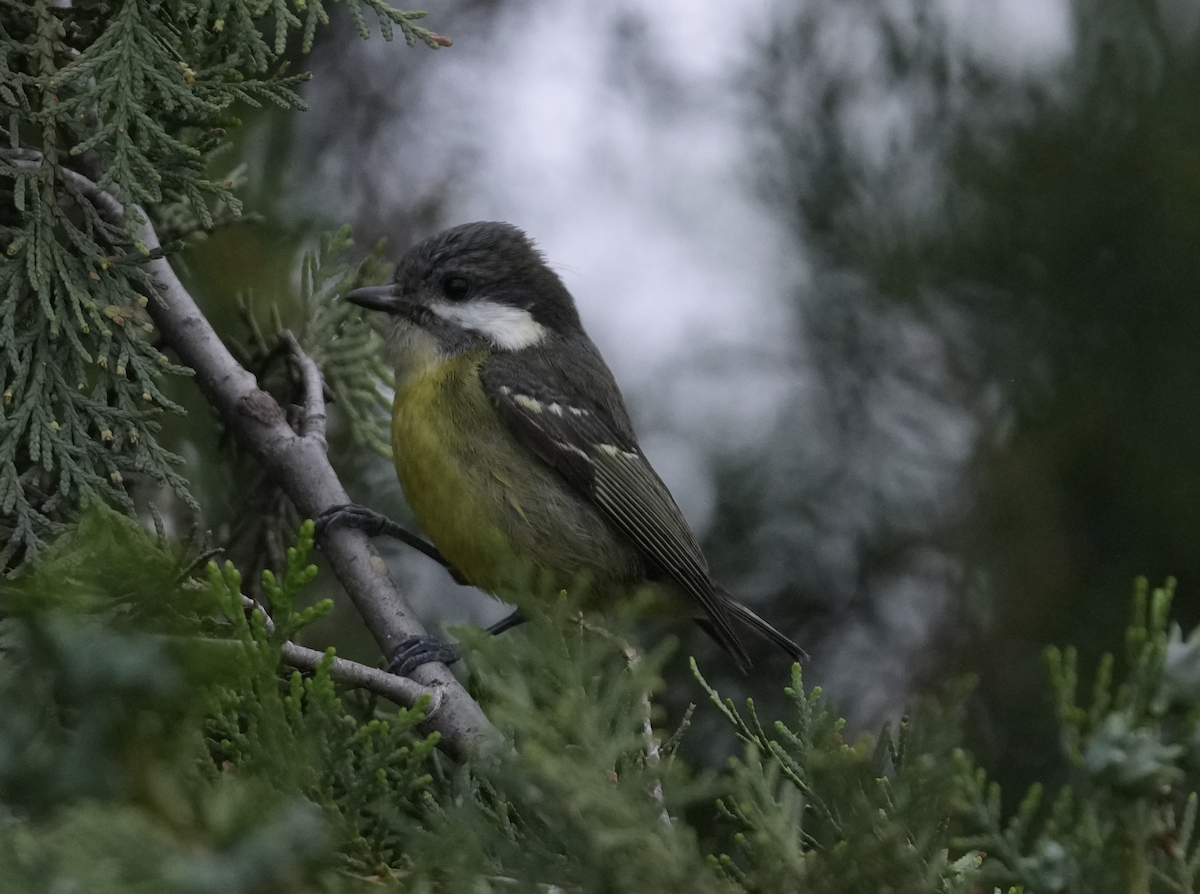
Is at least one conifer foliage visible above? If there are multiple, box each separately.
[2,513,1199,892]
[3,3,1200,892]
[0,0,439,568]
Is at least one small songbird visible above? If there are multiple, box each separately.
[342,221,804,673]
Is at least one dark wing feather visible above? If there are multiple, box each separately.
[480,344,751,670]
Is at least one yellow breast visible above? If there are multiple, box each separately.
[388,344,647,607]
[391,350,519,592]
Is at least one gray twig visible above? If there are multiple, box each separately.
[280,330,328,445]
[242,594,433,709]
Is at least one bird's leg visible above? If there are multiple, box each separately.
[485,608,526,636]
[313,503,470,584]
[387,609,527,678]
[316,507,531,678]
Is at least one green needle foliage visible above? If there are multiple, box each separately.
[3,511,1200,892]
[696,662,986,893]
[696,580,1200,894]
[0,510,443,891]
[0,0,437,569]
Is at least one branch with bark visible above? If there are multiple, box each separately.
[14,151,499,759]
[136,216,497,759]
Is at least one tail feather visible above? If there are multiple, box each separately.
[724,598,809,663]
[696,619,753,674]
[696,590,808,671]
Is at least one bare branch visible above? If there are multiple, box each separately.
[243,594,434,709]
[52,171,499,759]
[288,643,435,708]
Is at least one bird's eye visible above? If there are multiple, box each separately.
[441,275,470,301]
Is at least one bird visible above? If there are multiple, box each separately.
[334,220,805,675]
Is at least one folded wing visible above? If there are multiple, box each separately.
[480,344,751,671]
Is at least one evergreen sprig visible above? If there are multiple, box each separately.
[694,581,1200,893]
[695,660,985,894]
[4,510,1200,891]
[202,519,442,873]
[0,0,437,570]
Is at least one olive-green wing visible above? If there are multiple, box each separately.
[480,346,750,671]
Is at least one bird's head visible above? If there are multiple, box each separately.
[346,221,583,356]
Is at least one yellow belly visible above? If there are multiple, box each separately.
[392,353,511,591]
[390,349,644,602]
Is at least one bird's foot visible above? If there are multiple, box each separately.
[386,611,526,678]
[388,635,462,677]
[314,502,413,542]
[313,503,468,583]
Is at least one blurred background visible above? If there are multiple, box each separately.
[174,0,1200,797]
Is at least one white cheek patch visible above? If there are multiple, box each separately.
[429,300,548,351]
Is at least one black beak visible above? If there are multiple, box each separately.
[345,285,403,313]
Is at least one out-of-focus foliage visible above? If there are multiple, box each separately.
[0,509,442,891]
[713,0,1200,781]
[4,512,1200,892]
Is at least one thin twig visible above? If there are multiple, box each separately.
[623,643,671,827]
[280,329,328,445]
[242,594,434,709]
[581,615,671,826]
